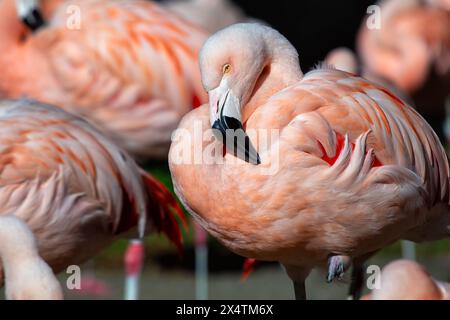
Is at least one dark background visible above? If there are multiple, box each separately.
[233,0,376,70]
[157,0,377,70]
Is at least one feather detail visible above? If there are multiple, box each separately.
[140,171,187,255]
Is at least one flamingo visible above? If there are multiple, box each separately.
[163,0,265,34]
[0,215,63,300]
[169,23,450,300]
[163,0,249,34]
[362,260,450,300]
[324,48,360,75]
[0,99,185,293]
[0,0,208,160]
[426,0,450,10]
[357,0,450,141]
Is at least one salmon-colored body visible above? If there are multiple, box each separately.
[0,99,184,286]
[169,24,450,291]
[171,69,450,269]
[0,0,208,159]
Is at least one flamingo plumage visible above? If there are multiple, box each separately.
[0,0,208,159]
[362,260,450,300]
[325,47,415,107]
[357,0,450,140]
[358,0,449,93]
[164,0,249,34]
[0,99,185,289]
[169,23,450,299]
[0,215,63,300]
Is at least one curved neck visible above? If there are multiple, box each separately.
[0,0,27,51]
[243,30,303,123]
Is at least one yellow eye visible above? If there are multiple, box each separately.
[222,63,231,74]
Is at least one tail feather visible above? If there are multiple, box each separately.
[141,171,187,254]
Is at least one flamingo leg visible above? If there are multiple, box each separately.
[194,223,209,300]
[293,281,307,300]
[401,240,416,261]
[348,264,365,300]
[347,252,377,300]
[284,265,310,300]
[124,239,145,300]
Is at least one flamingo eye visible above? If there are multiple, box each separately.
[222,63,232,74]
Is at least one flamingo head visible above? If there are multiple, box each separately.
[199,23,302,165]
[199,24,279,165]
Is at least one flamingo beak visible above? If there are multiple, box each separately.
[16,0,45,31]
[209,81,261,165]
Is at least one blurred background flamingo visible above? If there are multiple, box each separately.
[0,215,63,300]
[0,0,208,160]
[0,99,185,299]
[362,260,450,300]
[163,0,249,33]
[357,0,450,142]
[0,0,210,299]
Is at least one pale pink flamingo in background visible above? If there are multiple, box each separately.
[0,0,208,160]
[357,0,450,141]
[0,215,63,300]
[74,274,112,298]
[164,0,250,34]
[4,0,207,299]
[169,23,450,299]
[324,47,359,74]
[163,0,266,34]
[426,0,450,11]
[0,99,185,297]
[362,260,450,300]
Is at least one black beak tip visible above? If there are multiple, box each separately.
[212,118,261,166]
[22,8,45,31]
[256,154,261,165]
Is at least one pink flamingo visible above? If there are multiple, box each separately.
[0,99,185,293]
[358,0,449,94]
[0,215,63,300]
[164,0,249,34]
[325,48,359,74]
[362,260,450,300]
[357,0,450,139]
[0,0,208,160]
[169,23,450,299]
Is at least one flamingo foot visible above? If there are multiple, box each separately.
[327,255,351,283]
[293,281,307,300]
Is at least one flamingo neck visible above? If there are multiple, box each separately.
[242,30,303,123]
